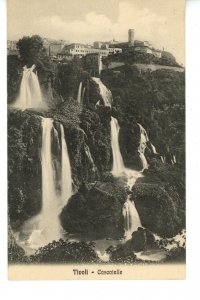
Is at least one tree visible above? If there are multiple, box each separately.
[16,35,47,66]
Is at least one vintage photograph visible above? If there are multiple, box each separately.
[7,0,185,279]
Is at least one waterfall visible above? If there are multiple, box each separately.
[19,118,73,250]
[98,55,103,74]
[110,118,142,240]
[60,124,73,207]
[111,117,125,175]
[173,155,176,164]
[28,118,61,247]
[137,123,149,170]
[160,156,166,163]
[92,77,112,107]
[84,144,97,172]
[13,65,44,110]
[150,143,158,154]
[123,195,142,240]
[92,78,142,241]
[77,82,82,104]
[82,87,85,103]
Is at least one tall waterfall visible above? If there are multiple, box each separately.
[13,65,44,110]
[111,117,125,175]
[20,118,73,250]
[28,118,61,247]
[60,124,73,207]
[123,195,142,240]
[77,82,82,104]
[137,123,149,170]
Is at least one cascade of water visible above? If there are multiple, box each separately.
[77,82,82,104]
[98,55,103,74]
[110,118,142,239]
[160,155,166,163]
[150,143,158,154]
[13,65,44,110]
[111,117,125,175]
[18,118,73,251]
[123,195,142,240]
[84,144,96,172]
[28,118,61,247]
[82,87,85,103]
[92,78,142,241]
[92,77,112,107]
[173,155,176,164]
[60,124,73,207]
[137,123,149,170]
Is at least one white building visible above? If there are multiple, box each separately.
[58,43,122,59]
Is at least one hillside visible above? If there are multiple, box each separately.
[7,46,185,264]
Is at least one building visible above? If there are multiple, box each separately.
[109,29,162,58]
[49,43,65,56]
[93,42,122,55]
[57,43,120,59]
[42,38,70,56]
[128,29,135,46]
[133,40,162,58]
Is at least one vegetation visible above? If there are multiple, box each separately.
[101,66,185,167]
[16,35,47,67]
[60,178,126,239]
[103,51,181,67]
[30,239,99,264]
[133,162,185,237]
[7,35,185,263]
[8,110,42,229]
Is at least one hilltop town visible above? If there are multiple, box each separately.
[8,28,180,68]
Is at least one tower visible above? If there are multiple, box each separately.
[128,29,135,46]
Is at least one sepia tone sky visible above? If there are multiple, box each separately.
[8,0,185,64]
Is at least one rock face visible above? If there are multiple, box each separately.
[8,109,42,229]
[60,178,127,239]
[107,227,157,263]
[8,221,25,263]
[132,163,185,238]
[130,227,156,252]
[80,106,112,175]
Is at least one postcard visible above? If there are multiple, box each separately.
[7,0,185,280]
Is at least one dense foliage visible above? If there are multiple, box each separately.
[30,239,99,264]
[102,51,180,68]
[101,66,185,166]
[17,35,47,66]
[8,110,42,229]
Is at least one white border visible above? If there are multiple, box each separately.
[1,0,200,298]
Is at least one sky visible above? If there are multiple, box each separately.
[8,0,185,64]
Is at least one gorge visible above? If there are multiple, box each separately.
[8,48,185,264]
